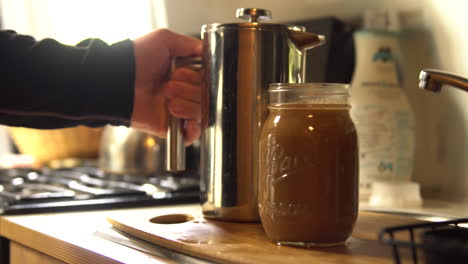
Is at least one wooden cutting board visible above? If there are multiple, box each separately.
[107,208,423,264]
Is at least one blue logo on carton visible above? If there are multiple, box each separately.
[373,47,393,62]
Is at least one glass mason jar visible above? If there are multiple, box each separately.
[258,83,359,247]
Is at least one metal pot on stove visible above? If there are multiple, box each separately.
[98,126,200,176]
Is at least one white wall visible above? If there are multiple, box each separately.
[161,0,420,35]
[161,0,468,202]
[1,0,154,44]
[413,0,468,201]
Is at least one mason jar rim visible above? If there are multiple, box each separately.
[269,83,350,95]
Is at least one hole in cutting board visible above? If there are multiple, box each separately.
[150,214,195,224]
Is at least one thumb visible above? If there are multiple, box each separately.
[166,30,202,57]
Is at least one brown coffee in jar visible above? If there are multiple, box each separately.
[258,84,358,247]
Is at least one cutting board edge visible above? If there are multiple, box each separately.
[106,217,239,264]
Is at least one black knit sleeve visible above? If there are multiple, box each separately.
[0,30,135,129]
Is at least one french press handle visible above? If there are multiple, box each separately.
[166,56,202,172]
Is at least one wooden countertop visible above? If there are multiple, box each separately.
[0,204,200,264]
[1,200,466,264]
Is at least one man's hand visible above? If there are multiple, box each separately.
[130,29,202,145]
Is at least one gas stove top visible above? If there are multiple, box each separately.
[0,166,200,214]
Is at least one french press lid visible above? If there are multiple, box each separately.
[202,8,325,50]
[202,8,303,31]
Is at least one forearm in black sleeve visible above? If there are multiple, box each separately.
[0,30,135,129]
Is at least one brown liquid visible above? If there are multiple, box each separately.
[258,105,358,245]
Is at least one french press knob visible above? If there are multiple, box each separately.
[236,8,272,22]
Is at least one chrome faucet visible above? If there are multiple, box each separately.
[419,69,468,93]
